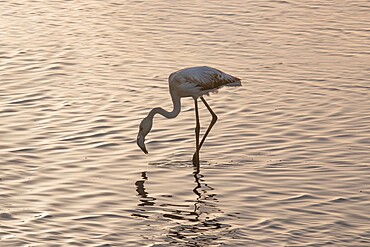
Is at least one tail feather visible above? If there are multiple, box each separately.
[225,79,242,87]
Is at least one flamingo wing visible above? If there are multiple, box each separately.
[174,66,241,90]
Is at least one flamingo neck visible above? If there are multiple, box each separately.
[148,93,181,119]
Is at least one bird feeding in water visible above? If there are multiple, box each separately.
[137,66,242,166]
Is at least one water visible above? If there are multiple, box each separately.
[1,0,369,246]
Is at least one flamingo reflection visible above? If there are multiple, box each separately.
[133,166,229,245]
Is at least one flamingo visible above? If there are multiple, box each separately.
[137,66,242,166]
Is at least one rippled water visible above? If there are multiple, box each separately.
[1,0,370,246]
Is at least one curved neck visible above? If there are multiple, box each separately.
[148,93,181,119]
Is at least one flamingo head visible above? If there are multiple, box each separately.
[137,117,152,154]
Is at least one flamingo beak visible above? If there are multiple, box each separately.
[137,134,148,154]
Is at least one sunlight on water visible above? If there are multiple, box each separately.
[1,0,369,246]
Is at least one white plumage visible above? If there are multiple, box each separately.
[137,66,242,166]
[169,66,241,98]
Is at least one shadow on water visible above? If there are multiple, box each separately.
[133,163,231,246]
[135,172,156,208]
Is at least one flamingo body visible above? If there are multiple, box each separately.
[137,66,241,165]
[169,66,241,98]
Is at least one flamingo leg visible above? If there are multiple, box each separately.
[192,98,200,166]
[198,96,218,150]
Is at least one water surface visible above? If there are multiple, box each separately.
[1,0,370,246]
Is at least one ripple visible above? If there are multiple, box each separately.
[0,213,15,220]
[1,0,370,246]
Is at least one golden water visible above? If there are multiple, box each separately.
[1,1,369,246]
